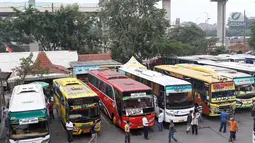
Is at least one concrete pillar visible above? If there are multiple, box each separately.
[216,0,227,46]
[162,0,171,26]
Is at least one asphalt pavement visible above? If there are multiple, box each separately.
[0,108,253,143]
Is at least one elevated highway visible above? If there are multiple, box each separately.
[0,2,100,16]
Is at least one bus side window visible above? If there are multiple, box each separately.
[158,86,164,109]
[105,84,114,100]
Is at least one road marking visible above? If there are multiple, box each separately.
[101,114,110,125]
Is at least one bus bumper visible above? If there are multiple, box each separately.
[9,135,50,143]
[236,98,253,108]
[73,119,101,135]
[164,107,194,123]
[209,102,236,116]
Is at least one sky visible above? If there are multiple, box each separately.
[2,0,255,24]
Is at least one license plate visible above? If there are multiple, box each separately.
[179,120,185,122]
[137,126,143,128]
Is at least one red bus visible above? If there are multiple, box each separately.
[88,69,155,129]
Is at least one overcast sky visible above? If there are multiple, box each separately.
[2,0,255,24]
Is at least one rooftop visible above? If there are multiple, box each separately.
[89,69,151,92]
[78,53,112,61]
[9,84,46,112]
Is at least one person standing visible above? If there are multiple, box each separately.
[48,100,54,119]
[169,120,178,143]
[219,109,229,133]
[186,110,193,133]
[89,121,98,143]
[191,111,200,135]
[124,120,131,143]
[158,110,164,131]
[66,120,74,143]
[142,115,149,140]
[228,118,239,142]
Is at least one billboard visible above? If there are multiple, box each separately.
[228,12,245,27]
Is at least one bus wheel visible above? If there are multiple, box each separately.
[112,115,116,125]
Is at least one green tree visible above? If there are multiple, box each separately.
[249,22,255,51]
[12,53,49,84]
[168,24,209,55]
[11,4,102,53]
[100,0,169,62]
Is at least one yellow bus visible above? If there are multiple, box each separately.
[154,65,236,116]
[53,78,101,135]
[176,63,255,109]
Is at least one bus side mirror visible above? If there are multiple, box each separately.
[6,133,9,138]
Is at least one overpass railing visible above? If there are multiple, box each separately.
[0,2,99,8]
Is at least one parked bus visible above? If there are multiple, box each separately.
[53,78,100,135]
[154,65,236,116]
[119,67,194,123]
[198,60,255,77]
[8,84,50,143]
[176,64,255,108]
[88,69,155,129]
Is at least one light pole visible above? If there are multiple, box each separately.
[196,17,200,24]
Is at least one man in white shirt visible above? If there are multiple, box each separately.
[142,116,149,140]
[66,120,74,143]
[158,110,164,131]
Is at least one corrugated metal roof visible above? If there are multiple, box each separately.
[70,60,122,67]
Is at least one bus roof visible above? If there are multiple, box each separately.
[89,69,151,92]
[155,65,233,83]
[9,84,46,112]
[177,64,252,79]
[119,67,191,86]
[198,60,255,73]
[53,78,97,99]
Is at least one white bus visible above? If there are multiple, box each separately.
[198,60,255,77]
[8,84,50,143]
[119,67,194,123]
[177,63,255,109]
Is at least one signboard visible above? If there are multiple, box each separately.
[19,118,38,125]
[211,82,235,92]
[73,66,99,75]
[228,12,245,27]
[130,92,147,98]
[126,108,143,116]
[234,77,255,85]
[166,85,192,94]
[170,72,184,79]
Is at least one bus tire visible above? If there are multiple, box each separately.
[112,114,116,125]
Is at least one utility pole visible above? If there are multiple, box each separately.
[244,10,246,46]
[0,69,3,108]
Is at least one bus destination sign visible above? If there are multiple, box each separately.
[166,85,192,94]
[211,82,235,92]
[131,92,147,98]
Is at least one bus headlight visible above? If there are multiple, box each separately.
[73,126,80,131]
[165,111,174,116]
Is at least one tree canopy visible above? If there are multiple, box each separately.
[1,4,102,53]
[99,0,169,62]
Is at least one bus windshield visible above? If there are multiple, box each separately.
[166,92,194,109]
[237,84,255,95]
[10,121,48,140]
[68,97,100,122]
[122,91,154,116]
